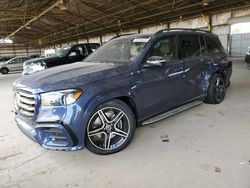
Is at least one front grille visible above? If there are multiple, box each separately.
[15,89,36,118]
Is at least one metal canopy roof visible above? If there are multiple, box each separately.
[0,0,249,48]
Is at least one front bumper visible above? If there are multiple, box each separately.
[13,86,93,151]
[15,114,83,151]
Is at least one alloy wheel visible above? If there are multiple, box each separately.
[87,107,130,151]
[213,77,225,102]
[1,68,8,74]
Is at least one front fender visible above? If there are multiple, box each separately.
[63,85,137,149]
[83,87,134,119]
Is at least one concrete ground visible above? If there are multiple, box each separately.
[0,59,250,188]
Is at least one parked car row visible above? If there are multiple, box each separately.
[13,29,232,155]
[0,56,32,74]
[0,43,100,75]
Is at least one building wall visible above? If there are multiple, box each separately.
[0,45,42,57]
[231,33,250,56]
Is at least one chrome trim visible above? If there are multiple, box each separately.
[17,102,35,111]
[18,90,35,98]
[19,97,35,105]
[14,89,36,118]
[142,100,203,125]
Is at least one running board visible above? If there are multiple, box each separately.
[142,100,203,125]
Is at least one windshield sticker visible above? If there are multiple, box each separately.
[133,38,151,43]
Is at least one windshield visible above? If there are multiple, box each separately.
[55,45,72,57]
[85,36,151,63]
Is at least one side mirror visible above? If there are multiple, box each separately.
[69,52,77,57]
[143,56,166,68]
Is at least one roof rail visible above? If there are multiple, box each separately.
[155,28,211,35]
[109,33,138,41]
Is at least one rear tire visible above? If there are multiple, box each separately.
[0,68,9,74]
[86,100,136,155]
[204,73,226,104]
[226,80,231,88]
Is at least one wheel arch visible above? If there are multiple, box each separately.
[0,67,9,72]
[83,90,139,124]
[116,96,138,120]
[90,95,138,120]
[213,68,227,83]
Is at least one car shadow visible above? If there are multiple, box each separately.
[6,71,22,75]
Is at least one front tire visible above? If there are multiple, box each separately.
[86,100,136,155]
[0,68,9,74]
[204,73,226,104]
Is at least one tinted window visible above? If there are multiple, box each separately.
[89,45,98,53]
[200,35,208,55]
[10,58,20,64]
[178,34,200,59]
[204,36,220,54]
[21,57,28,62]
[75,46,87,56]
[149,36,177,63]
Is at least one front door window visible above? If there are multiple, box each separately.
[148,36,177,63]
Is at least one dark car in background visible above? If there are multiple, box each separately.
[22,43,100,75]
[0,56,13,63]
[0,56,32,74]
[13,29,232,155]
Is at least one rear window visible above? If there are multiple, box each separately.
[178,34,201,59]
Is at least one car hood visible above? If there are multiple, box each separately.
[14,61,131,93]
[0,61,7,65]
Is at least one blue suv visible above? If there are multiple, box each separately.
[13,29,232,155]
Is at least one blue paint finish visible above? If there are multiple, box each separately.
[13,31,232,151]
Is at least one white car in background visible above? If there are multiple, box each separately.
[0,56,31,74]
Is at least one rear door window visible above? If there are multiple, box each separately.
[21,57,28,63]
[199,35,208,55]
[10,58,20,64]
[178,34,201,59]
[204,36,221,55]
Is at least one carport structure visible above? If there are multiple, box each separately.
[1,0,250,49]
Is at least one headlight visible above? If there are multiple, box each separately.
[41,89,82,106]
[24,61,46,74]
